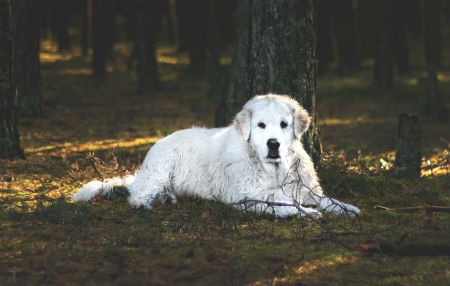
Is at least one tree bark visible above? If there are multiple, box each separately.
[81,0,93,57]
[424,0,442,72]
[51,0,70,51]
[419,0,448,122]
[0,0,23,159]
[315,0,333,74]
[374,0,393,91]
[392,0,411,76]
[136,0,160,92]
[219,0,321,165]
[187,0,208,75]
[331,0,359,74]
[394,114,421,178]
[12,0,42,117]
[91,0,114,77]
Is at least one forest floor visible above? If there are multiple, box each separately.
[1,41,450,285]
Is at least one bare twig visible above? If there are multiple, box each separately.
[373,205,450,213]
[87,152,105,181]
[234,199,353,249]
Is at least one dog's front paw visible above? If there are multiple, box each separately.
[327,203,360,216]
[343,203,360,215]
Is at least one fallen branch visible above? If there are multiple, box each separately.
[235,199,354,249]
[360,241,450,256]
[373,205,450,213]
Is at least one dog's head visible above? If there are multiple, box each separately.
[234,94,311,164]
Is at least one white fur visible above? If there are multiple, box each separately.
[73,94,360,217]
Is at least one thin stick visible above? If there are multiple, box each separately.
[235,199,353,249]
[373,205,450,213]
[87,152,104,181]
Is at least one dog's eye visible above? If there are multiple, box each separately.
[258,122,266,129]
[280,121,288,129]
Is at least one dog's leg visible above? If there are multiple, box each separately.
[127,159,176,209]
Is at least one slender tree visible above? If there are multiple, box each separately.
[51,0,70,51]
[136,0,160,92]
[419,0,448,122]
[12,0,41,117]
[331,0,360,74]
[91,0,114,77]
[392,0,411,75]
[374,0,393,91]
[315,0,333,74]
[218,0,321,164]
[0,0,23,159]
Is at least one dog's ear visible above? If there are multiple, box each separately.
[233,108,252,140]
[291,103,311,139]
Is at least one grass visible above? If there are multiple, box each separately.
[0,41,449,285]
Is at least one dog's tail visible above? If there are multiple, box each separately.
[73,175,135,201]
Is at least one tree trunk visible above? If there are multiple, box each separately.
[92,0,114,77]
[0,0,24,159]
[392,0,411,75]
[176,0,189,52]
[12,0,41,117]
[394,114,421,178]
[374,0,393,91]
[136,0,160,92]
[331,0,359,74]
[424,0,442,71]
[418,74,449,122]
[315,0,333,74]
[219,0,321,165]
[187,0,208,75]
[51,0,71,51]
[355,0,376,60]
[420,0,448,122]
[81,0,93,57]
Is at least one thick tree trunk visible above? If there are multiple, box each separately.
[219,0,321,165]
[394,114,421,178]
[0,0,23,159]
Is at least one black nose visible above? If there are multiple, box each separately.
[267,138,280,151]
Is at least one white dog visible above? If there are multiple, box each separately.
[74,94,360,217]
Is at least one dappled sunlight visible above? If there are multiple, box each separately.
[25,136,161,155]
[319,116,395,126]
[40,41,77,63]
[251,254,358,285]
[288,254,357,282]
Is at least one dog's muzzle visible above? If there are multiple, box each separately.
[266,138,280,159]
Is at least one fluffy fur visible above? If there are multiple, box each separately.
[74,94,360,217]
